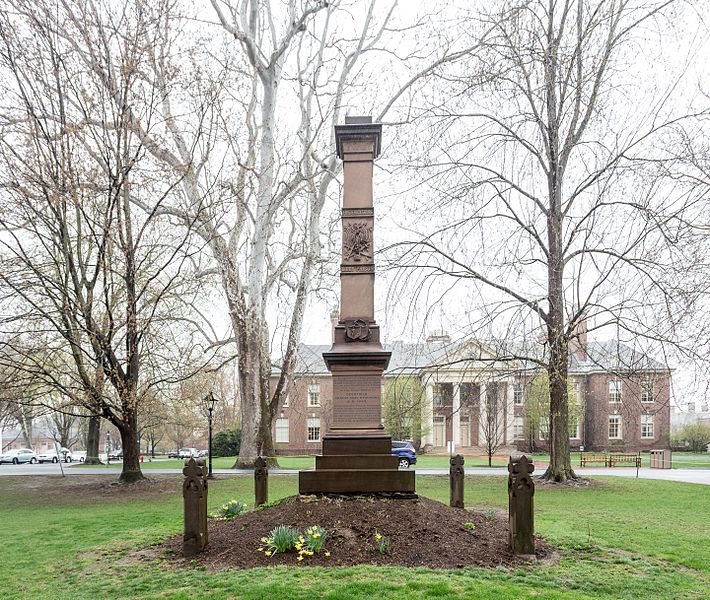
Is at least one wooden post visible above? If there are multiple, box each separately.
[449,454,464,508]
[254,456,268,507]
[508,454,535,556]
[183,458,208,556]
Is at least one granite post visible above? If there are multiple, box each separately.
[183,458,208,556]
[508,455,535,556]
[449,454,465,508]
[298,116,415,495]
[254,456,268,506]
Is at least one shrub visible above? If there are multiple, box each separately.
[212,429,241,457]
[210,500,246,520]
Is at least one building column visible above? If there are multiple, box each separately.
[478,381,487,448]
[452,383,461,447]
[422,378,435,447]
[505,379,515,445]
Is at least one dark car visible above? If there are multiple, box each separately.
[391,441,417,469]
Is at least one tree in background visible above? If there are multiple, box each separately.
[383,376,428,448]
[524,373,580,454]
[388,0,708,481]
[672,423,710,453]
[212,429,242,458]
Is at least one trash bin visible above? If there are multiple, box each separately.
[650,449,671,469]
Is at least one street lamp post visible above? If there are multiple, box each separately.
[205,392,218,479]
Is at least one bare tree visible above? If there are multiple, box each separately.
[387,0,708,481]
[0,0,213,482]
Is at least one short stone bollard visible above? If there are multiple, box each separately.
[508,454,535,556]
[183,457,208,556]
[449,454,465,508]
[254,456,268,507]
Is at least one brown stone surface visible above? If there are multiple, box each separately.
[164,495,553,569]
[316,454,399,470]
[321,435,391,455]
[182,458,208,556]
[450,454,465,508]
[299,469,415,494]
[508,455,535,556]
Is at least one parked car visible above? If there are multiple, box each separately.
[108,449,123,461]
[198,450,209,458]
[37,448,73,463]
[0,448,39,464]
[167,449,179,458]
[178,448,199,459]
[391,441,417,469]
[72,451,87,463]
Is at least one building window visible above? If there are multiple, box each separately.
[513,383,524,406]
[460,383,478,407]
[282,395,289,408]
[539,420,549,440]
[275,418,289,443]
[641,380,653,403]
[569,413,581,439]
[307,417,320,442]
[641,414,654,439]
[307,383,321,407]
[574,381,581,402]
[513,416,524,440]
[608,380,622,403]
[433,383,453,407]
[608,415,622,439]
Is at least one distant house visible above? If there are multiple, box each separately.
[270,329,671,455]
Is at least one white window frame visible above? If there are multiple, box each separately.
[569,413,581,439]
[513,416,524,440]
[513,383,524,406]
[307,417,321,442]
[641,379,653,403]
[608,380,622,404]
[539,421,549,440]
[641,414,654,439]
[307,383,321,407]
[275,418,289,443]
[282,395,289,408]
[608,415,622,439]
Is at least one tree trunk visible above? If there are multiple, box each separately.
[84,414,103,465]
[234,317,262,468]
[118,407,144,483]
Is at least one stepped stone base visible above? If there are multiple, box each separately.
[299,434,416,495]
[299,468,416,494]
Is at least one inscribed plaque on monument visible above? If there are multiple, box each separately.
[332,375,382,427]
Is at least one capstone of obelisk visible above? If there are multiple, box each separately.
[298,116,415,495]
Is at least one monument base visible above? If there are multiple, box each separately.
[298,434,416,495]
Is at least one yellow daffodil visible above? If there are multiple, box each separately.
[375,533,382,540]
[313,533,320,538]
[258,548,264,552]
[265,551,272,557]
[307,529,313,535]
[297,555,304,561]
[261,537,268,543]
[295,544,302,550]
[325,552,331,557]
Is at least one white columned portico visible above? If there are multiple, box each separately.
[452,383,461,447]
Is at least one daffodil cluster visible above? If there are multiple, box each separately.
[209,499,246,521]
[258,525,330,561]
[374,531,391,554]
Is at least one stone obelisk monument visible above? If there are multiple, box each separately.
[299,116,416,495]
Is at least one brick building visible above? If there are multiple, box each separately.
[270,333,671,455]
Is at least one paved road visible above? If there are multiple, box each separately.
[1,462,709,485]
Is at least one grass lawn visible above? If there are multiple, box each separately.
[1,474,708,599]
[79,451,710,471]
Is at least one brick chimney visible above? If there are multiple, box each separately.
[570,315,588,360]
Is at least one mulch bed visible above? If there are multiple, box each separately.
[163,495,552,570]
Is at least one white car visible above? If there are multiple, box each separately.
[0,448,39,464]
[178,447,199,459]
[37,448,73,463]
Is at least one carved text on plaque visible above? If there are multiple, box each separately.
[343,221,373,262]
[333,375,382,425]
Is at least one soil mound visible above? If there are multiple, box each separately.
[164,495,551,570]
